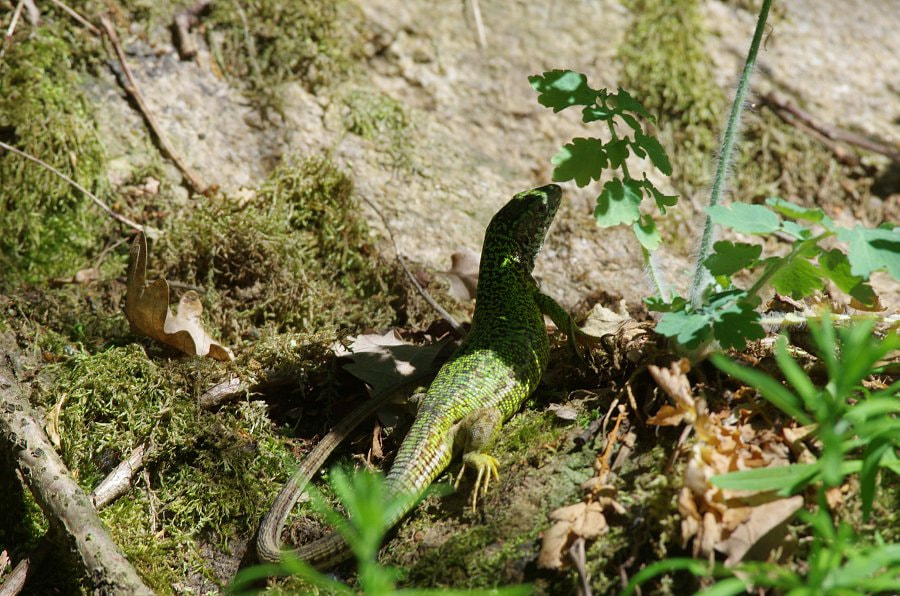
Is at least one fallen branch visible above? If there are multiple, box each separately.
[1,444,147,596]
[761,91,900,163]
[172,0,211,60]
[0,140,152,237]
[0,354,152,595]
[100,15,209,195]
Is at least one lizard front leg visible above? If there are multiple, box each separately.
[533,291,590,358]
[451,407,504,511]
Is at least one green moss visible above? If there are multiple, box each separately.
[339,88,413,168]
[156,155,400,340]
[207,0,363,106]
[619,0,726,193]
[31,344,319,591]
[0,28,109,286]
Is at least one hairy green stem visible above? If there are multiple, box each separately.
[642,246,668,301]
[688,0,772,307]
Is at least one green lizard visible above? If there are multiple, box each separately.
[256,183,581,567]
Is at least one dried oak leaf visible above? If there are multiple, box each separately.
[580,299,631,339]
[125,233,233,361]
[440,248,480,301]
[538,501,609,569]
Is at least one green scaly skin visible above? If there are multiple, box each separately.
[257,184,575,567]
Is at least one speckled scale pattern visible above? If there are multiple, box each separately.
[270,184,564,567]
[383,184,561,520]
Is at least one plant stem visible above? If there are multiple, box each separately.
[643,246,668,301]
[688,0,772,308]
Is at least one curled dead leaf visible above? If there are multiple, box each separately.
[538,501,608,569]
[440,248,480,301]
[580,299,631,339]
[125,233,233,361]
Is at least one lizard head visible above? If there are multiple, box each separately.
[483,184,562,272]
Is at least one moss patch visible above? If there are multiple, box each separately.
[156,155,401,341]
[619,0,726,194]
[207,0,363,108]
[0,27,109,287]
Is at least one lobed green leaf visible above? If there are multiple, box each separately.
[707,203,781,234]
[594,178,643,227]
[550,137,608,187]
[837,224,900,280]
[704,241,762,276]
[529,70,598,112]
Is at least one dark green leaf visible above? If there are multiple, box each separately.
[711,301,765,349]
[644,179,678,214]
[770,257,823,299]
[860,438,891,521]
[550,138,608,187]
[594,178,642,227]
[707,203,781,234]
[704,241,762,276]
[837,224,900,279]
[620,112,642,132]
[581,105,614,122]
[606,138,630,169]
[645,295,687,312]
[773,336,818,411]
[633,130,672,175]
[529,70,598,112]
[612,87,655,123]
[710,354,813,425]
[655,311,712,348]
[818,249,877,306]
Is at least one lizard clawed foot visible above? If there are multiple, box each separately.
[454,452,500,512]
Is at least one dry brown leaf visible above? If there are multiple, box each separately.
[45,392,68,451]
[547,403,579,421]
[580,300,631,338]
[339,330,451,395]
[538,501,608,569]
[440,248,480,301]
[717,495,803,566]
[125,233,233,361]
[645,404,685,426]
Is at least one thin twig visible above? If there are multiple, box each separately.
[469,0,487,49]
[0,0,25,62]
[0,140,150,235]
[568,537,592,596]
[172,0,211,60]
[761,91,900,163]
[361,195,464,335]
[99,16,209,195]
[49,0,100,36]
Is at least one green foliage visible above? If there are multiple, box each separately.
[710,318,900,515]
[629,318,899,595]
[529,71,676,253]
[650,197,897,349]
[0,27,109,286]
[207,0,362,106]
[618,0,726,192]
[229,468,530,595]
[157,155,400,340]
[625,508,900,595]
